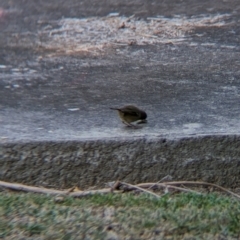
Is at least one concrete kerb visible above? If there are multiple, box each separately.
[1,134,240,189]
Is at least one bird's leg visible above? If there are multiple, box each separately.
[137,119,148,124]
[122,121,131,127]
[122,121,138,128]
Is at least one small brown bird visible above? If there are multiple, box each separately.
[110,105,147,128]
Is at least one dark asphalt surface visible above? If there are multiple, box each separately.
[0,1,239,142]
[0,0,240,189]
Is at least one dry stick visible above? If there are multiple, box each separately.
[66,187,76,194]
[120,181,160,198]
[148,175,173,190]
[0,180,117,197]
[0,180,64,195]
[139,33,159,39]
[62,182,237,199]
[157,178,201,195]
[137,183,201,195]
[146,176,198,195]
[0,181,201,197]
[70,188,117,198]
[1,180,239,199]
[139,181,240,200]
[110,180,120,192]
[111,42,129,46]
[166,181,240,199]
[164,185,201,195]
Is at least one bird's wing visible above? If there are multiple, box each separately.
[119,106,140,116]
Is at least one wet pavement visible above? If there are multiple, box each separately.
[0,0,240,188]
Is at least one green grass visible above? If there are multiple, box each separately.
[0,192,240,239]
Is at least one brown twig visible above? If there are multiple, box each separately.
[70,188,115,198]
[147,175,173,190]
[110,180,120,192]
[0,180,239,200]
[120,181,160,198]
[163,181,240,199]
[139,33,159,39]
[0,180,64,195]
[138,181,240,200]
[66,186,76,194]
[137,183,201,195]
[0,180,118,197]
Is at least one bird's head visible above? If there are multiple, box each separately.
[140,111,147,120]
